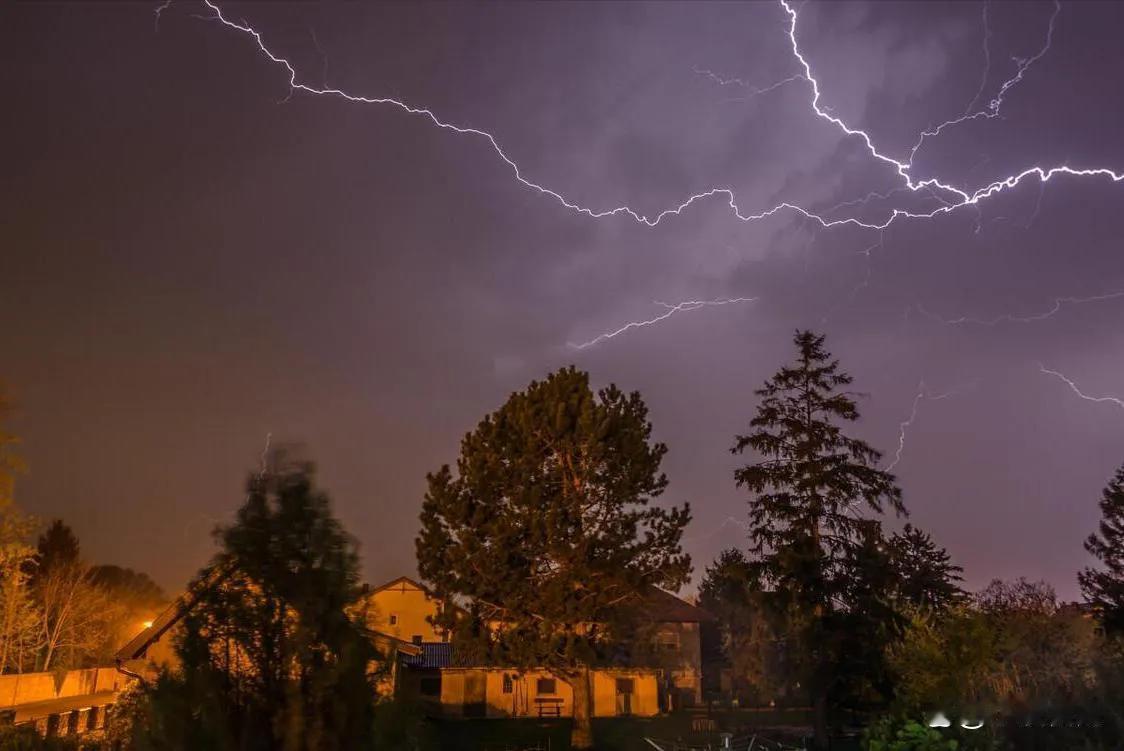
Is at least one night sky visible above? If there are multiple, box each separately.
[4,1,1123,599]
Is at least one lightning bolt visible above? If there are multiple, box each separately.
[568,297,757,350]
[1039,364,1124,411]
[185,0,1122,235]
[693,66,806,100]
[886,381,971,471]
[906,1,1061,165]
[917,290,1124,327]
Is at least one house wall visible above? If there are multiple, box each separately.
[0,669,126,708]
[654,622,703,705]
[367,580,445,643]
[432,668,658,719]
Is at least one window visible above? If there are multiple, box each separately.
[419,676,441,697]
[502,674,513,694]
[615,678,634,695]
[411,635,423,644]
[388,614,398,626]
[535,678,556,695]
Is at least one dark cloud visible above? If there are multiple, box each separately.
[2,1,1123,598]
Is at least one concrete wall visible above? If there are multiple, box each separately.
[0,668,126,708]
[433,668,659,719]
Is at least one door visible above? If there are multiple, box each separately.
[464,672,487,718]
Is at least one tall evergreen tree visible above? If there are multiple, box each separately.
[417,367,690,749]
[33,519,80,580]
[889,523,964,611]
[134,454,378,751]
[733,330,904,748]
[1079,462,1124,637]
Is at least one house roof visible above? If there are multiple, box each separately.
[369,575,430,595]
[116,565,423,663]
[115,563,232,662]
[640,586,715,623]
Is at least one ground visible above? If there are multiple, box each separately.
[426,709,825,750]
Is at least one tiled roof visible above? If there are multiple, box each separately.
[402,642,454,669]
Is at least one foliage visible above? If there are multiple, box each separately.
[888,525,964,611]
[698,548,791,704]
[130,455,379,751]
[1079,462,1124,637]
[731,330,905,746]
[34,560,117,671]
[33,520,80,583]
[416,366,690,748]
[863,717,961,751]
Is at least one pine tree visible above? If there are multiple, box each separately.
[889,523,964,611]
[733,330,904,748]
[417,367,690,749]
[1079,463,1124,637]
[135,454,379,751]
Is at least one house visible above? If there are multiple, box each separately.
[114,569,423,698]
[364,575,713,715]
[363,575,452,644]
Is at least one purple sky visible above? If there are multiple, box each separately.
[3,1,1123,599]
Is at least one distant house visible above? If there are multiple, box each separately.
[363,575,714,717]
[114,568,422,698]
[114,570,713,719]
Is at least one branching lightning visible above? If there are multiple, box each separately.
[917,290,1124,327]
[1039,364,1124,411]
[886,381,971,471]
[568,297,757,350]
[906,1,1061,165]
[187,0,1122,236]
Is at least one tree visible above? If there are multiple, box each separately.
[888,524,964,611]
[732,330,905,748]
[416,367,690,749]
[33,520,80,580]
[133,454,379,751]
[34,559,115,670]
[698,549,790,704]
[0,388,37,675]
[1079,462,1124,637]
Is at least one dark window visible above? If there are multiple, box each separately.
[411,635,423,644]
[502,674,513,694]
[536,678,556,695]
[419,676,441,697]
[616,678,634,695]
[389,614,398,626]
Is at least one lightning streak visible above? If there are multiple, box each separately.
[1039,364,1124,411]
[907,1,1061,164]
[194,0,1122,234]
[568,297,756,350]
[918,290,1124,327]
[886,381,970,471]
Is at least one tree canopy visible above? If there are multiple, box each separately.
[416,366,690,748]
[1080,462,1124,637]
[132,455,379,751]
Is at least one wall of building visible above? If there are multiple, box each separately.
[432,668,658,719]
[367,580,445,643]
[654,622,703,705]
[0,668,126,708]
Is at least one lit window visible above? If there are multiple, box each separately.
[502,674,513,694]
[536,678,556,695]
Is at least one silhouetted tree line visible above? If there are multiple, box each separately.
[3,332,1124,750]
